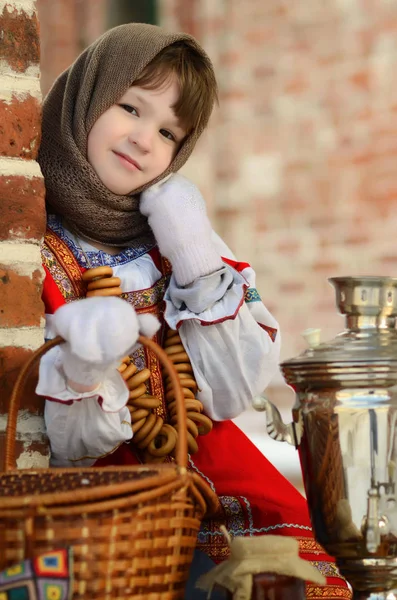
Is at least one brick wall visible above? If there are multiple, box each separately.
[37,0,107,95]
[0,0,47,467]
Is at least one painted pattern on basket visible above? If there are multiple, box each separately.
[0,549,72,600]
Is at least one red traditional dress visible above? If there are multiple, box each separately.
[38,216,351,599]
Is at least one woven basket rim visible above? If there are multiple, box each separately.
[0,476,200,518]
[0,464,183,510]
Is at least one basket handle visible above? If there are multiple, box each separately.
[4,335,188,472]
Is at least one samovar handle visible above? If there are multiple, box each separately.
[253,327,321,448]
[252,395,303,448]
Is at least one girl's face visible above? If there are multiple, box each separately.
[87,77,186,195]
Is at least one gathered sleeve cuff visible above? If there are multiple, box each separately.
[36,345,129,412]
[164,264,248,329]
[37,346,132,467]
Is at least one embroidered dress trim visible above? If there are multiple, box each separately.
[121,276,169,310]
[47,214,155,267]
[43,227,169,313]
[306,585,351,598]
[42,230,85,300]
[310,562,343,579]
[244,287,261,303]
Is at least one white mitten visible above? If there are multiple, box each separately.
[140,173,223,286]
[53,297,160,387]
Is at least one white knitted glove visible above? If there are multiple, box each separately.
[140,173,223,286]
[53,297,160,387]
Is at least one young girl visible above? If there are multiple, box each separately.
[36,23,350,599]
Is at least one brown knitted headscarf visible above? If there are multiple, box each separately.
[38,23,216,247]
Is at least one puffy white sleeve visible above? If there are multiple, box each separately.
[164,232,280,421]
[36,344,132,467]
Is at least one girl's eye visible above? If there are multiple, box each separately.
[119,104,138,116]
[160,129,176,142]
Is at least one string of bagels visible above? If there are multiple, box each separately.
[82,265,213,462]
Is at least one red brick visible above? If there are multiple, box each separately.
[284,77,309,95]
[0,176,45,241]
[0,265,44,328]
[349,71,371,91]
[0,346,43,415]
[345,234,370,246]
[219,51,241,67]
[276,240,301,255]
[379,254,397,266]
[279,282,306,294]
[313,261,340,273]
[0,96,41,159]
[0,6,39,72]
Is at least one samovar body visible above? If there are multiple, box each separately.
[256,277,397,598]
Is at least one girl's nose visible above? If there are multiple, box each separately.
[128,125,153,153]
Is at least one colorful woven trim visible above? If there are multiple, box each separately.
[0,549,73,600]
[244,287,261,303]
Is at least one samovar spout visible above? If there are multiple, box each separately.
[252,395,302,447]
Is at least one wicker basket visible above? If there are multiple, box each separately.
[0,335,218,599]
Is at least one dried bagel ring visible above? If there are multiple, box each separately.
[170,409,200,435]
[167,351,190,363]
[131,417,146,434]
[82,266,113,281]
[167,377,197,393]
[170,363,193,374]
[127,368,151,388]
[136,415,164,450]
[168,398,204,417]
[147,423,177,457]
[86,287,123,297]
[132,412,157,444]
[164,334,182,348]
[186,418,199,438]
[128,382,148,399]
[164,344,185,356]
[129,408,150,422]
[165,386,196,402]
[162,363,193,376]
[165,376,197,391]
[163,371,192,387]
[171,415,199,438]
[130,395,160,409]
[122,363,138,381]
[186,411,213,436]
[87,276,122,290]
[165,328,179,337]
[186,431,199,454]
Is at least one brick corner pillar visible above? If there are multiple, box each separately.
[0,0,48,468]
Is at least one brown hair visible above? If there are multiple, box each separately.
[134,40,218,135]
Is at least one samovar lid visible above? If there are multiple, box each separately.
[281,277,397,387]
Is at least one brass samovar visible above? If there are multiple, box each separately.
[255,277,397,599]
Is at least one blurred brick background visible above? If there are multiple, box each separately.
[5,0,395,480]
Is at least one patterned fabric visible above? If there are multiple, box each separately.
[244,288,261,303]
[0,550,72,600]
